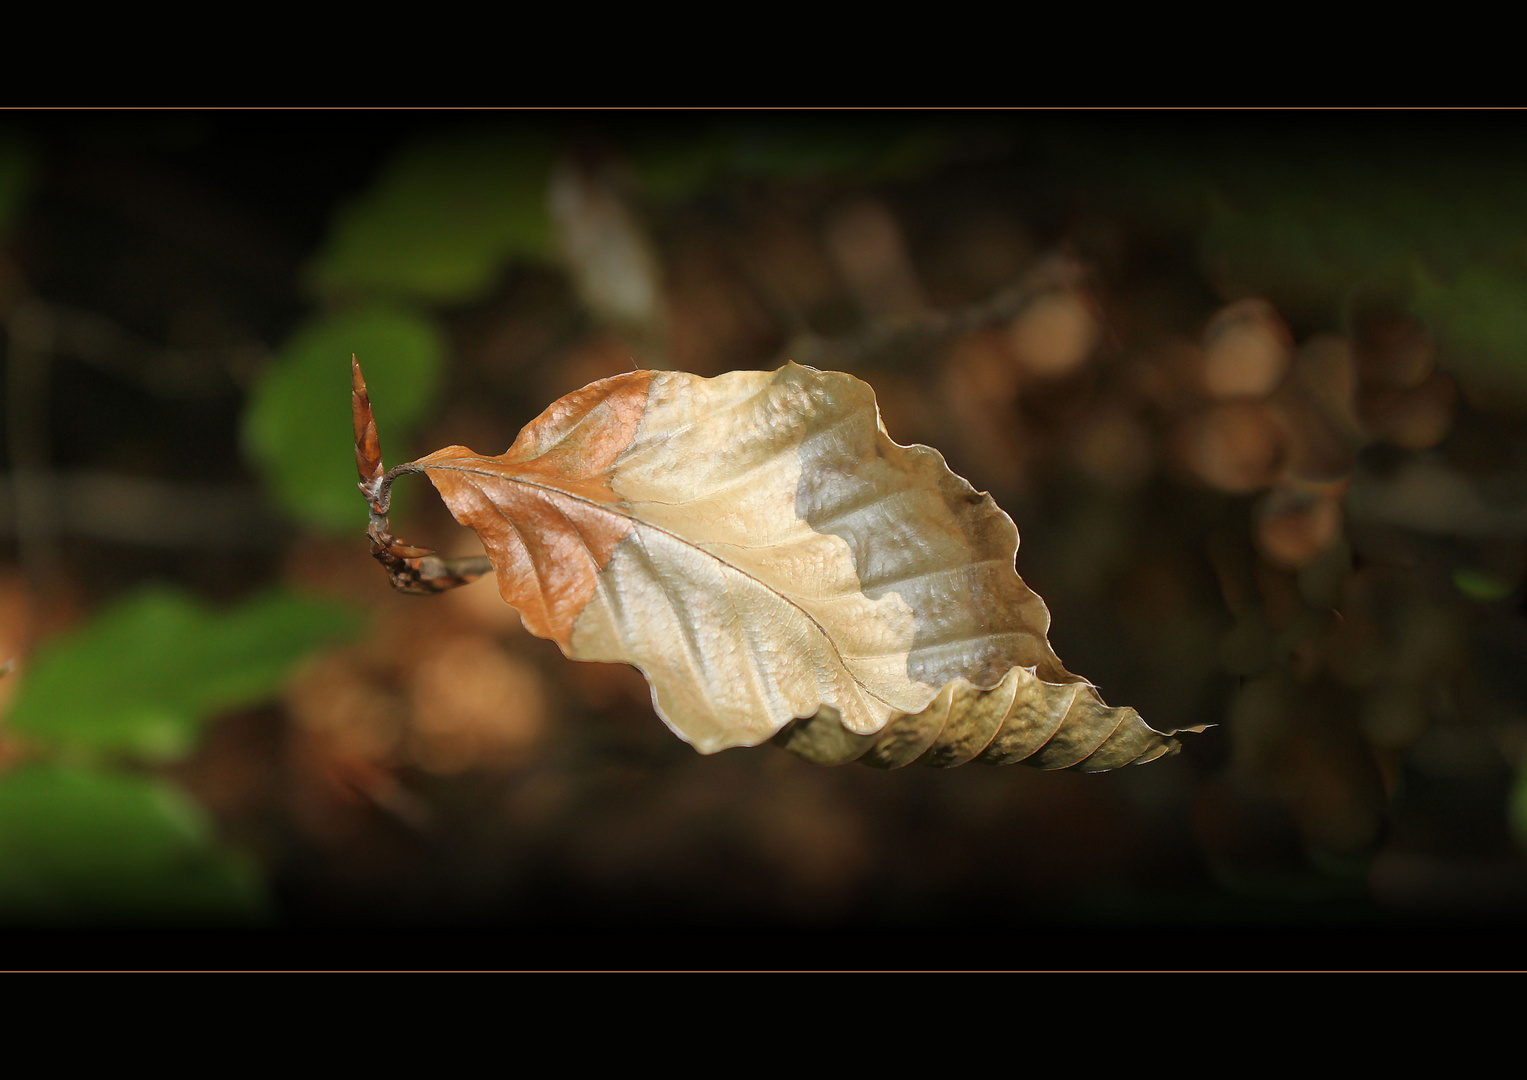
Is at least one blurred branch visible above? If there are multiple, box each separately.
[0,266,275,565]
[44,299,253,397]
[779,254,1085,371]
[1348,455,1527,537]
[0,471,288,549]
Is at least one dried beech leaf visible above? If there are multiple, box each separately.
[366,362,1197,769]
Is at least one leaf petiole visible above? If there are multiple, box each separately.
[351,355,491,595]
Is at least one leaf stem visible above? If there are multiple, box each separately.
[351,355,492,595]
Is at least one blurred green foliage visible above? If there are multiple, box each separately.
[1452,566,1516,604]
[0,587,357,924]
[1512,767,1527,852]
[0,764,264,924]
[1410,263,1527,402]
[5,586,360,761]
[243,304,445,532]
[304,124,950,303]
[307,131,559,304]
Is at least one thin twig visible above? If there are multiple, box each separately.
[352,356,493,595]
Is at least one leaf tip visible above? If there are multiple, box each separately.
[350,354,370,430]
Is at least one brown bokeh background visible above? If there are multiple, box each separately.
[2,113,1525,962]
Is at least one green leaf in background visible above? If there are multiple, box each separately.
[3,586,360,761]
[1513,762,1527,854]
[0,764,264,924]
[0,129,34,234]
[1199,192,1418,314]
[307,130,558,303]
[243,303,444,531]
[625,133,730,202]
[1410,263,1527,405]
[1452,565,1516,604]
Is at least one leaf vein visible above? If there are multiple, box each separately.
[434,465,905,715]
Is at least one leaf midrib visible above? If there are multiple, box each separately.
[426,461,909,716]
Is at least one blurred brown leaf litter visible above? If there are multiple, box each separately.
[1,114,1526,947]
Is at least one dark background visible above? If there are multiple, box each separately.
[2,111,1525,969]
